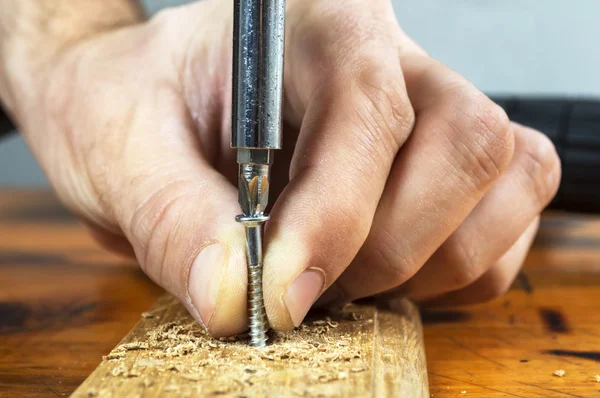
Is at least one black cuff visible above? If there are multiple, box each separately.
[492,97,600,214]
[0,107,16,140]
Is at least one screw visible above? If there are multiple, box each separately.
[236,214,269,348]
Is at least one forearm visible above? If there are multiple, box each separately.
[0,0,145,117]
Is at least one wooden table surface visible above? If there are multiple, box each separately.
[1,191,600,397]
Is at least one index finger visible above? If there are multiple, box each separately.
[263,0,415,330]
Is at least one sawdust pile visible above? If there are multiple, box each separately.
[92,304,374,397]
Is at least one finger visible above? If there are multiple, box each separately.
[28,1,249,338]
[399,124,561,301]
[263,0,415,330]
[332,54,515,302]
[101,88,248,337]
[420,217,540,307]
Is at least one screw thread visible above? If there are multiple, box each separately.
[247,263,268,347]
[236,214,270,348]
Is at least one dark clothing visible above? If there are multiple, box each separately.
[0,108,15,140]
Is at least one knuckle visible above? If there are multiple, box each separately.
[439,238,486,290]
[447,96,514,187]
[336,198,373,247]
[476,274,513,303]
[367,227,418,285]
[520,129,562,208]
[127,180,193,278]
[302,0,394,51]
[485,278,513,300]
[301,188,373,267]
[353,58,415,151]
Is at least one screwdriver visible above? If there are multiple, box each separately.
[231,0,286,348]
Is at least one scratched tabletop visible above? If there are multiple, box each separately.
[1,191,600,397]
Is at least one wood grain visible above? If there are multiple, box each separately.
[425,213,600,398]
[3,192,600,397]
[71,295,429,397]
[0,191,163,397]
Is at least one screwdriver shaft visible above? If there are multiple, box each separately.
[232,0,286,348]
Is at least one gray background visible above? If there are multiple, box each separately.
[2,0,599,186]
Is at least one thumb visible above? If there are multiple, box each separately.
[109,124,248,338]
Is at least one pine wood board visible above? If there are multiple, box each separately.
[71,294,429,397]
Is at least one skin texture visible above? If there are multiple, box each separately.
[0,0,561,336]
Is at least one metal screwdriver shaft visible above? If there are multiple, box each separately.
[232,0,286,348]
[235,159,271,348]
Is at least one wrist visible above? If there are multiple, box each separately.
[0,0,144,122]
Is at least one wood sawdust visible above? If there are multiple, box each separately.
[73,295,428,397]
[553,369,566,377]
[96,303,374,397]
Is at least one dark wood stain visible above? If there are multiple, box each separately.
[543,349,600,363]
[534,235,600,249]
[539,308,570,333]
[0,300,97,335]
[520,359,529,363]
[0,251,68,266]
[0,201,75,224]
[516,272,533,294]
[420,309,472,324]
[539,217,584,229]
[0,302,29,330]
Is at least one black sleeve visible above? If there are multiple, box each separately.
[492,97,600,214]
[0,107,15,140]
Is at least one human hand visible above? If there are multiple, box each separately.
[3,0,560,335]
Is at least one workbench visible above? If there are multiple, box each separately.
[1,191,600,397]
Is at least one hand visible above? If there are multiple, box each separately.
[5,0,560,335]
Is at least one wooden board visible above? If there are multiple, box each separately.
[71,295,429,397]
[3,192,600,397]
[425,213,600,397]
[0,191,163,397]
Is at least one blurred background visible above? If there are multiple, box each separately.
[1,0,599,186]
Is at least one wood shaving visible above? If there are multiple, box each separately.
[126,368,141,378]
[102,351,126,361]
[119,342,149,351]
[141,378,153,388]
[164,384,180,392]
[111,364,128,377]
[553,369,566,377]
